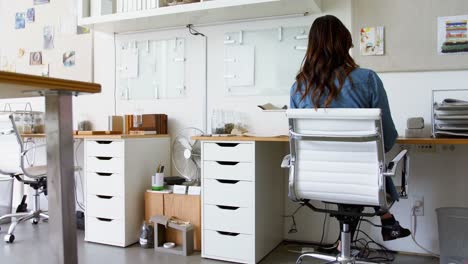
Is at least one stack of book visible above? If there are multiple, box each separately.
[116,0,159,13]
[433,99,468,137]
[116,0,200,13]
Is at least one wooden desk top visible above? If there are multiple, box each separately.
[22,133,170,139]
[193,135,468,145]
[396,137,468,145]
[0,71,101,98]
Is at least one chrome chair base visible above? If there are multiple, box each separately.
[0,189,48,243]
[295,223,381,264]
[296,252,378,264]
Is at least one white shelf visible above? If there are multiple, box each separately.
[78,0,322,33]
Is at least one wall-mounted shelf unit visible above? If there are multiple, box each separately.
[78,0,322,34]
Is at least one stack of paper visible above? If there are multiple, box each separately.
[434,99,468,137]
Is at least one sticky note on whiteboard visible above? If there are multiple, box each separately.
[224,45,255,87]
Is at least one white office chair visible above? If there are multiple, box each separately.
[282,109,409,264]
[0,113,48,243]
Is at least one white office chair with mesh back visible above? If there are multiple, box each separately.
[282,109,409,264]
[0,112,48,243]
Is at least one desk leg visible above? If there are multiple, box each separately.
[45,92,77,264]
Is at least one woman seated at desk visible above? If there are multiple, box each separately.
[289,15,410,243]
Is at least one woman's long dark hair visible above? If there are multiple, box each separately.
[295,15,358,108]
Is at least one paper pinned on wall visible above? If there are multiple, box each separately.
[18,48,26,58]
[43,25,55,50]
[63,51,76,67]
[77,26,91,35]
[42,64,49,77]
[121,47,139,78]
[359,26,385,56]
[30,52,43,65]
[27,8,35,23]
[15,12,26,29]
[438,15,468,55]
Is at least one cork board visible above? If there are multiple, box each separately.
[351,0,468,72]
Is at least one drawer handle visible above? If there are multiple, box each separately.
[216,143,239,147]
[96,157,113,161]
[216,205,239,211]
[96,195,113,199]
[96,217,113,222]
[216,231,240,237]
[216,179,239,184]
[96,141,113,145]
[96,172,113,177]
[215,161,239,166]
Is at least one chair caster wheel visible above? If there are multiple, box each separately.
[4,234,15,243]
[32,219,39,225]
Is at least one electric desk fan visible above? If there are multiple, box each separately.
[172,128,203,186]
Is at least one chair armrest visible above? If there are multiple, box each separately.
[281,154,291,168]
[384,149,410,199]
[22,143,46,156]
[383,149,408,177]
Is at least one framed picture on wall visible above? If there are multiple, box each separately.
[438,15,468,55]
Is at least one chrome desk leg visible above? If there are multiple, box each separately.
[45,92,77,264]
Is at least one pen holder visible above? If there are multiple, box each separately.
[152,173,165,191]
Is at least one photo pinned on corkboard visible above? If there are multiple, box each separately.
[15,12,26,29]
[43,25,54,50]
[30,51,43,66]
[27,8,35,23]
[63,51,75,67]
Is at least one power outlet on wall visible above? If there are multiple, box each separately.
[412,196,424,216]
[414,144,436,153]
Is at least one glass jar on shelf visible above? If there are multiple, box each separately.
[22,112,33,134]
[33,112,44,133]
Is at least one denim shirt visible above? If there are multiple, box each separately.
[290,68,398,152]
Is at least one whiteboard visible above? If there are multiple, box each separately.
[116,38,186,100]
[224,26,308,96]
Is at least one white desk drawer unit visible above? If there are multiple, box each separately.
[203,142,254,162]
[86,195,124,220]
[86,156,123,173]
[86,217,125,245]
[204,179,253,207]
[204,230,253,262]
[84,137,171,247]
[86,172,123,197]
[201,140,284,264]
[86,140,124,157]
[204,161,254,181]
[204,205,253,234]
